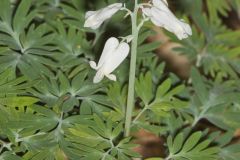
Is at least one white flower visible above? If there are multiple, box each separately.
[84,3,122,29]
[89,37,130,83]
[142,0,192,40]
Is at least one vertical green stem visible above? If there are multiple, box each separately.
[124,0,139,137]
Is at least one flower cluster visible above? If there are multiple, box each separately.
[84,0,192,83]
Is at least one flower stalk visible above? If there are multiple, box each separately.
[124,0,139,137]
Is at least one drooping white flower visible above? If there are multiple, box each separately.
[89,37,130,83]
[142,0,192,40]
[84,3,122,30]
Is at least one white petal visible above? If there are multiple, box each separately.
[97,37,119,68]
[84,11,103,29]
[150,7,172,28]
[96,3,122,23]
[180,19,192,35]
[93,70,105,83]
[174,21,192,40]
[85,11,96,19]
[102,42,130,74]
[89,61,97,70]
[84,3,122,29]
[153,0,169,12]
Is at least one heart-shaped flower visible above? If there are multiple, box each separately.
[89,37,130,83]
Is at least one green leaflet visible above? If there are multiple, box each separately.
[186,68,240,130]
[66,115,140,160]
[166,131,220,160]
[0,97,39,107]
[0,0,239,159]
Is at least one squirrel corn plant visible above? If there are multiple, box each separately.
[84,0,192,136]
[1,0,240,160]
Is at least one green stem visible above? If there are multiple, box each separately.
[192,104,210,127]
[131,105,149,125]
[124,0,139,137]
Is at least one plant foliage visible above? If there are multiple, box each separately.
[0,0,239,160]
